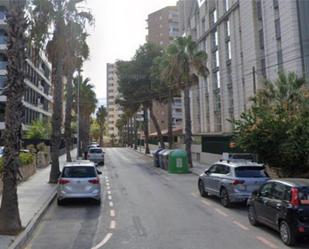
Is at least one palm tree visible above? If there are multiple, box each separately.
[96,105,107,147]
[73,77,97,156]
[0,0,27,234]
[165,36,208,167]
[64,22,89,162]
[30,0,93,183]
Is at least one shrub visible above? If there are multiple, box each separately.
[37,143,46,152]
[0,153,34,174]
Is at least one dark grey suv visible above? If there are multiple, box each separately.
[198,159,269,207]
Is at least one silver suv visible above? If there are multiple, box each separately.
[198,159,269,208]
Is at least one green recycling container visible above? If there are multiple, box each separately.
[168,149,189,174]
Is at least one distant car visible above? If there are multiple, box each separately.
[57,161,102,205]
[198,159,269,207]
[88,147,104,165]
[248,179,309,246]
[0,146,4,157]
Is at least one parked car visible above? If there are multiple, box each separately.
[198,159,269,207]
[57,161,102,205]
[88,147,104,165]
[247,179,309,246]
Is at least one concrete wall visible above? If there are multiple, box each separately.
[0,163,36,194]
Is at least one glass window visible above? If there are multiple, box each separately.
[299,187,309,205]
[89,148,103,154]
[62,166,96,178]
[275,19,281,40]
[260,183,273,198]
[272,183,285,200]
[208,165,217,174]
[225,0,229,11]
[227,41,232,60]
[235,166,268,178]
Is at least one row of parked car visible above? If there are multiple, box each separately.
[197,153,309,246]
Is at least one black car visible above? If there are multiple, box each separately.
[247,179,309,246]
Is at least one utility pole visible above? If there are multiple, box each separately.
[76,69,81,159]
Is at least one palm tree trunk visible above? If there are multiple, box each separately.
[184,86,193,168]
[129,118,133,148]
[149,104,165,149]
[50,23,65,183]
[64,70,73,162]
[167,89,173,149]
[143,106,150,154]
[99,125,103,147]
[0,0,26,234]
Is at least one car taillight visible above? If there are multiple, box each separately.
[232,179,245,185]
[88,178,100,184]
[58,179,70,185]
[290,187,300,206]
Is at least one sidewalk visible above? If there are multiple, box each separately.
[130,146,210,176]
[0,149,76,249]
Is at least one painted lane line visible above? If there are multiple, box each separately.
[214,208,228,217]
[110,209,115,217]
[110,220,116,229]
[256,236,278,249]
[91,233,113,249]
[104,176,108,180]
[201,199,212,207]
[109,201,114,207]
[108,195,112,200]
[107,190,111,195]
[107,186,110,190]
[106,183,110,186]
[233,220,249,231]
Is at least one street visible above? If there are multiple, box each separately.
[24,148,309,249]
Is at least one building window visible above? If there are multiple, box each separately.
[213,71,221,89]
[227,41,231,60]
[261,58,266,77]
[210,9,217,26]
[225,0,229,11]
[215,50,220,67]
[225,20,230,38]
[257,0,262,20]
[277,49,283,71]
[259,29,264,49]
[202,18,206,33]
[275,19,281,40]
[273,0,279,9]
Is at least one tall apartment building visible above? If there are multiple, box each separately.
[177,0,309,162]
[146,6,183,136]
[106,63,122,138]
[0,2,52,139]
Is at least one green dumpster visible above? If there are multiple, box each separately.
[168,149,189,174]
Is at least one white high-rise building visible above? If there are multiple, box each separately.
[177,0,309,162]
[106,63,122,138]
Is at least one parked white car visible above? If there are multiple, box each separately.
[88,147,104,165]
[57,161,102,205]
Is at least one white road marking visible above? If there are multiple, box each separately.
[106,183,110,186]
[107,186,110,190]
[110,209,115,217]
[110,220,116,229]
[201,199,212,207]
[109,201,114,207]
[107,190,111,195]
[91,233,113,249]
[256,236,278,249]
[214,208,228,217]
[233,220,249,231]
[108,195,112,200]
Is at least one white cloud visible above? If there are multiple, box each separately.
[83,0,177,105]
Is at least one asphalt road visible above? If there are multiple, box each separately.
[24,148,309,249]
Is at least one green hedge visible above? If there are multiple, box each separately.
[0,153,35,173]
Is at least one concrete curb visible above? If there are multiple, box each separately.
[8,187,57,249]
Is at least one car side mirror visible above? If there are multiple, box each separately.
[97,170,102,175]
[205,170,210,175]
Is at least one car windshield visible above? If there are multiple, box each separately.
[299,187,309,205]
[62,166,96,178]
[89,148,102,154]
[235,166,267,178]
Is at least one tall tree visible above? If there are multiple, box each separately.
[30,0,93,183]
[73,76,97,155]
[64,22,90,162]
[0,0,27,234]
[96,105,107,147]
[165,36,208,167]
